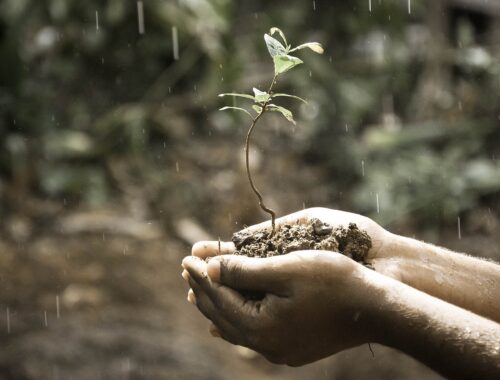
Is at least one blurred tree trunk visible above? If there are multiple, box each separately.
[410,0,451,121]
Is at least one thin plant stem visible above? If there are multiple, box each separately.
[245,75,278,236]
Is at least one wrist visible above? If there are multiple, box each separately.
[360,269,415,347]
[345,263,394,345]
[368,232,408,281]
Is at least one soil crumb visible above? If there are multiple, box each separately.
[232,219,372,263]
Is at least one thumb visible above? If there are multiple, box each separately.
[207,255,287,294]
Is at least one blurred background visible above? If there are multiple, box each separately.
[1,0,499,379]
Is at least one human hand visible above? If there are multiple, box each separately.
[192,208,400,276]
[182,250,380,366]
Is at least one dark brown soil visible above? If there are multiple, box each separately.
[232,219,372,263]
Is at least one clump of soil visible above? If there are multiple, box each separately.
[232,218,372,263]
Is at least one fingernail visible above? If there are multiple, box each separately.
[187,289,196,305]
[207,259,221,282]
[181,270,189,281]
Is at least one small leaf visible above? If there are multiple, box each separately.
[271,93,307,104]
[252,105,263,114]
[264,34,287,58]
[219,106,254,119]
[273,55,303,75]
[266,104,296,125]
[289,42,324,54]
[270,27,288,47]
[252,88,271,103]
[218,93,255,100]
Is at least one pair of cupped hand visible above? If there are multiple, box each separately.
[182,208,395,366]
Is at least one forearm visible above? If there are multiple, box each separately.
[367,271,500,379]
[371,233,500,322]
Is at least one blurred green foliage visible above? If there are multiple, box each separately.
[0,0,499,229]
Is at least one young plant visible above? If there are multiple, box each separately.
[219,27,323,236]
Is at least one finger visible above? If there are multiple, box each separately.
[192,241,235,259]
[183,257,256,323]
[207,254,291,294]
[188,277,246,346]
[182,256,210,286]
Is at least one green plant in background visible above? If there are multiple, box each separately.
[219,27,323,236]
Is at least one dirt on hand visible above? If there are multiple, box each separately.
[232,218,372,263]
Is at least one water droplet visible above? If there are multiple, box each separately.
[6,308,10,334]
[361,160,365,177]
[137,1,145,35]
[172,26,179,60]
[376,193,380,213]
[56,295,60,319]
[457,216,461,240]
[95,11,99,31]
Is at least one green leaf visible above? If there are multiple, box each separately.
[271,93,307,104]
[252,88,271,103]
[219,106,254,119]
[289,42,324,54]
[218,93,255,100]
[266,104,296,125]
[264,34,287,58]
[252,105,263,114]
[273,55,303,75]
[270,27,288,47]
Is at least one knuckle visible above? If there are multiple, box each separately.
[223,259,244,283]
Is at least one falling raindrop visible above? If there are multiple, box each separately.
[345,124,349,133]
[408,0,411,14]
[302,201,306,210]
[457,216,462,240]
[172,26,179,60]
[95,11,99,31]
[56,295,60,319]
[175,161,179,173]
[312,0,316,11]
[44,310,48,327]
[369,0,372,13]
[6,308,10,334]
[137,1,145,35]
[361,160,365,177]
[376,193,380,213]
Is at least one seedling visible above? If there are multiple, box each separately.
[219,27,323,236]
